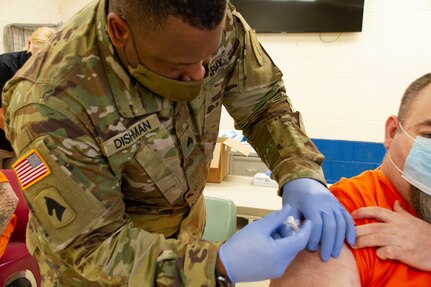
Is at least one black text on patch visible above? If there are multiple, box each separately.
[103,114,161,156]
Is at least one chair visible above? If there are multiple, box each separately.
[202,196,237,242]
[0,169,41,287]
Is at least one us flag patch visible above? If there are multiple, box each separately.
[13,149,51,190]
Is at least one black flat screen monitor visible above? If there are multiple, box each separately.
[230,0,365,33]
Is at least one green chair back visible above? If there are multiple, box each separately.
[202,196,237,242]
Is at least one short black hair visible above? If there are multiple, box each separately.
[111,0,227,31]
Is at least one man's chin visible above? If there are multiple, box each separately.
[410,185,431,224]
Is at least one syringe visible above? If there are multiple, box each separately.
[285,215,300,232]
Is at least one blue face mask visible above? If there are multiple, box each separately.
[389,123,431,196]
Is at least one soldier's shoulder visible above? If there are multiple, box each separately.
[17,1,101,86]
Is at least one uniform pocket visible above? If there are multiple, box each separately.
[135,125,188,205]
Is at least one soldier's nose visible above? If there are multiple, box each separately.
[180,63,205,82]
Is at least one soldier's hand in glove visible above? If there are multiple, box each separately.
[282,178,356,261]
[217,204,312,283]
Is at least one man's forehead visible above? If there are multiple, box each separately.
[407,87,431,128]
[137,15,224,61]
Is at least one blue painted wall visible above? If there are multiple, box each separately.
[312,139,386,184]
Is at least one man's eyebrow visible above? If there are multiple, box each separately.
[418,119,431,127]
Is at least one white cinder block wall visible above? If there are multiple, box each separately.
[257,0,431,142]
[60,0,95,20]
[0,0,62,54]
[2,0,431,143]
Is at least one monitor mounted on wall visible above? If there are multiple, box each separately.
[230,0,365,33]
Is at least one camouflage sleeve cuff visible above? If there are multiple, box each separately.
[183,240,223,286]
[273,158,326,197]
[242,99,327,196]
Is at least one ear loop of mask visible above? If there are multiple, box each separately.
[119,17,142,69]
[398,122,415,141]
[387,121,415,175]
[388,152,403,175]
[387,120,431,196]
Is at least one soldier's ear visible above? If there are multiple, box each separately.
[107,12,130,48]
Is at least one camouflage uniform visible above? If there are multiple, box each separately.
[2,0,324,286]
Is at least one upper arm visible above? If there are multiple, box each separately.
[8,102,119,249]
[269,244,361,287]
[223,7,284,127]
[220,7,325,186]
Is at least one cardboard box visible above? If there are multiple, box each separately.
[207,137,252,183]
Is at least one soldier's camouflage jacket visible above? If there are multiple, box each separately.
[2,0,325,286]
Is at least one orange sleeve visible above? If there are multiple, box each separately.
[330,178,368,214]
[329,174,378,286]
[0,214,17,257]
[330,171,431,286]
[0,171,8,183]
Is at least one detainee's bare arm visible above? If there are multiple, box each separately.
[269,244,360,287]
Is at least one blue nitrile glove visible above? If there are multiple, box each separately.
[282,178,355,261]
[218,204,312,283]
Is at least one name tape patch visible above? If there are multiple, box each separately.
[103,114,161,156]
[13,149,51,190]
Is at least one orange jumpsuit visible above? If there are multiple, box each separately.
[0,214,16,257]
[0,170,17,257]
[330,169,431,286]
